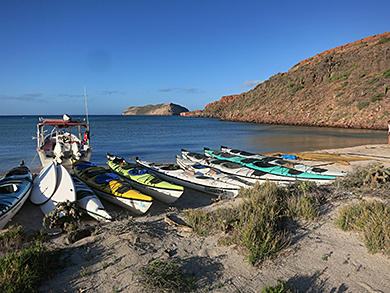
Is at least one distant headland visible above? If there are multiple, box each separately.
[122,103,189,116]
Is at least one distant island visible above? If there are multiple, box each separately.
[122,103,189,116]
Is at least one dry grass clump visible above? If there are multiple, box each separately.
[336,162,390,197]
[335,201,390,255]
[334,163,390,255]
[262,280,297,293]
[185,181,320,265]
[134,258,196,293]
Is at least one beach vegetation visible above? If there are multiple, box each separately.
[0,242,60,293]
[43,200,83,233]
[335,200,390,255]
[185,181,322,265]
[376,37,390,45]
[328,71,351,83]
[371,93,384,102]
[356,101,370,110]
[337,162,390,191]
[134,258,196,292]
[384,68,390,78]
[262,280,297,293]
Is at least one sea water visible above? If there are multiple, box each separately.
[0,115,386,175]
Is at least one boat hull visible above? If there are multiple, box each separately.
[0,164,33,230]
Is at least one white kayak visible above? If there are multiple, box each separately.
[134,157,242,199]
[30,161,57,205]
[221,146,347,177]
[176,155,253,188]
[73,177,112,222]
[38,165,76,215]
[181,149,323,185]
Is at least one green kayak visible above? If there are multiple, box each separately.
[107,153,184,203]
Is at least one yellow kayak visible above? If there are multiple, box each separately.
[73,160,153,215]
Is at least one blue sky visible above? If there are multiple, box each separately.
[1,0,389,115]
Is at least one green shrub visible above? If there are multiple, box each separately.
[328,71,351,83]
[0,242,60,293]
[43,201,83,233]
[366,77,380,85]
[384,68,390,78]
[376,37,390,45]
[356,101,370,110]
[371,93,385,102]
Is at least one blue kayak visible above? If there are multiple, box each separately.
[0,162,33,230]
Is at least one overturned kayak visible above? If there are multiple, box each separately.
[176,155,253,188]
[0,162,33,230]
[220,146,346,177]
[38,165,77,216]
[73,161,153,215]
[204,148,336,182]
[134,157,242,199]
[107,153,184,204]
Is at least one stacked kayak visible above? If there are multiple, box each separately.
[73,161,153,215]
[107,153,184,203]
[37,164,77,216]
[134,157,242,199]
[204,148,337,183]
[220,146,346,177]
[181,149,303,185]
[176,155,253,188]
[0,162,33,230]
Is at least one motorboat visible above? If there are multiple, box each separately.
[35,114,93,171]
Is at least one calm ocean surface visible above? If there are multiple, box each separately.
[0,115,386,175]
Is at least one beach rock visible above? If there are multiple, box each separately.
[122,103,189,116]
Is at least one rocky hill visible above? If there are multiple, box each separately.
[182,32,390,130]
[122,103,188,116]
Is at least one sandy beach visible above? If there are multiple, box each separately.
[4,144,390,293]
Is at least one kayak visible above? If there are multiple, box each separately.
[204,148,336,183]
[220,146,346,177]
[73,177,112,222]
[134,157,242,199]
[38,165,77,215]
[107,153,184,204]
[176,155,253,188]
[181,149,308,185]
[73,160,153,215]
[0,162,33,230]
